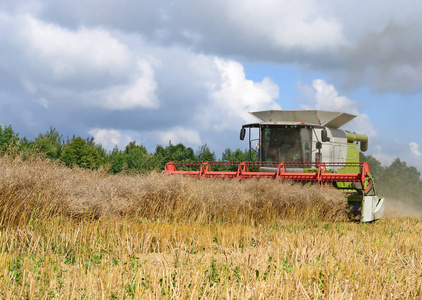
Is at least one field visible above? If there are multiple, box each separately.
[0,156,421,299]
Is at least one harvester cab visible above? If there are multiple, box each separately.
[164,109,385,222]
[240,110,366,169]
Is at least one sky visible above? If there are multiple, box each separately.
[1,1,422,171]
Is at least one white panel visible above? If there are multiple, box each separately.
[362,196,385,222]
[249,110,356,128]
[362,196,376,222]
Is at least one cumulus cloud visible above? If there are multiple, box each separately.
[300,79,377,138]
[38,0,347,52]
[224,0,347,51]
[89,128,131,151]
[207,58,281,130]
[0,11,161,114]
[9,0,422,93]
[156,127,202,146]
[102,59,160,110]
[306,79,358,114]
[409,142,422,157]
[20,15,132,84]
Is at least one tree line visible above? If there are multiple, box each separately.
[360,152,422,208]
[1,125,421,207]
[0,125,251,173]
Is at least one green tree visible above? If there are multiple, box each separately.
[360,152,384,180]
[360,153,422,208]
[382,158,422,202]
[386,158,420,182]
[151,142,196,170]
[110,152,125,174]
[108,142,153,174]
[124,141,151,172]
[95,144,109,163]
[196,144,216,162]
[166,143,196,161]
[0,125,19,153]
[222,148,250,162]
[60,137,102,169]
[35,127,63,159]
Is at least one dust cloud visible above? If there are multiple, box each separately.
[383,198,422,218]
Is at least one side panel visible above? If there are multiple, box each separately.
[331,144,347,163]
[346,143,360,163]
[336,143,361,190]
[362,196,385,222]
[313,128,348,171]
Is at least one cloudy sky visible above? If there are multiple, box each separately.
[1,1,422,170]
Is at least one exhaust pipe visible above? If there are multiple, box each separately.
[347,132,368,152]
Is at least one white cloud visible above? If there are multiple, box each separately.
[300,79,377,138]
[156,127,202,146]
[309,79,358,114]
[103,59,160,110]
[227,0,347,51]
[20,15,132,81]
[3,13,160,111]
[208,58,281,130]
[89,128,131,151]
[409,142,422,157]
[8,0,422,94]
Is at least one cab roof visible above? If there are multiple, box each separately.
[249,110,356,129]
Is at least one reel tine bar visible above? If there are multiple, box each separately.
[164,161,372,191]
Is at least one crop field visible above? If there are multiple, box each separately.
[0,156,421,299]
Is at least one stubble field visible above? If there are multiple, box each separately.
[0,156,421,299]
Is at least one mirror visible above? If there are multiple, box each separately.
[240,127,246,140]
[321,129,330,142]
[316,141,322,150]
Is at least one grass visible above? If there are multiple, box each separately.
[0,156,421,299]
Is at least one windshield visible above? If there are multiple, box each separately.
[261,127,312,162]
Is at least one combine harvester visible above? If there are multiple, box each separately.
[164,110,385,222]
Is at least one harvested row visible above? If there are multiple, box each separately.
[0,216,421,298]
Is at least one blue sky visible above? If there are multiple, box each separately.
[1,1,422,171]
